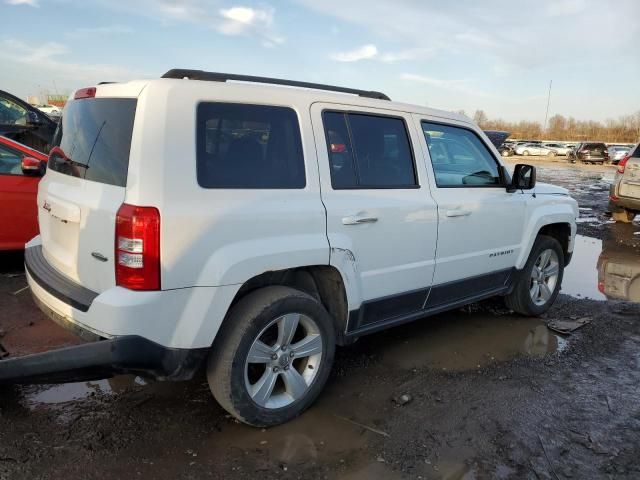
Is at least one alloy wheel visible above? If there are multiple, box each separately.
[244,313,323,409]
[529,248,560,306]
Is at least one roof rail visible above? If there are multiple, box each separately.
[161,69,390,101]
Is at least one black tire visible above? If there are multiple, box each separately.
[611,207,636,223]
[505,235,564,316]
[207,286,336,427]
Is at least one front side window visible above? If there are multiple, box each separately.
[422,122,502,187]
[0,144,23,175]
[197,103,305,189]
[323,111,417,189]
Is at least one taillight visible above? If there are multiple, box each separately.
[74,87,96,99]
[330,143,346,153]
[115,204,160,290]
[618,155,629,174]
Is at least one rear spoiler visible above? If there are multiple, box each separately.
[483,130,511,149]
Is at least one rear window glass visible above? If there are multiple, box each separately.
[49,98,136,187]
[197,103,305,189]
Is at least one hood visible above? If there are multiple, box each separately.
[532,182,569,196]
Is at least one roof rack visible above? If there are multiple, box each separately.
[161,69,390,101]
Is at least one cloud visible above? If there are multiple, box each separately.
[65,25,133,38]
[5,0,38,6]
[330,44,378,62]
[90,0,285,47]
[218,6,284,46]
[295,0,640,71]
[400,72,546,104]
[378,47,437,63]
[545,0,586,16]
[0,38,142,83]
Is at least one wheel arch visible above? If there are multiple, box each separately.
[225,265,350,345]
[516,207,576,270]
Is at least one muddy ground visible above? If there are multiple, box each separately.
[1,159,639,479]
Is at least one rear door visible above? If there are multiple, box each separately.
[38,94,138,293]
[311,103,438,327]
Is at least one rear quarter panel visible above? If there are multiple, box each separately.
[126,81,329,290]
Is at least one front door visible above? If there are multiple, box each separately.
[415,118,526,308]
[311,103,438,331]
[0,142,40,250]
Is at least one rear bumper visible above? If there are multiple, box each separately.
[0,335,208,384]
[23,239,240,350]
[610,184,640,211]
[1,243,237,383]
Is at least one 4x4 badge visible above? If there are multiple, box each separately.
[42,201,51,213]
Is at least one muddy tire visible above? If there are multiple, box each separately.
[611,208,636,223]
[523,150,530,156]
[505,235,564,316]
[548,151,557,157]
[207,286,336,427]
[502,150,510,157]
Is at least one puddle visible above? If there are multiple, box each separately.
[24,375,147,408]
[562,235,607,300]
[382,314,566,371]
[563,235,640,302]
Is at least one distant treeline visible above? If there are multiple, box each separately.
[465,110,640,143]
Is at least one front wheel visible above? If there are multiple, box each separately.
[523,150,530,156]
[548,151,557,157]
[207,286,336,427]
[505,235,564,316]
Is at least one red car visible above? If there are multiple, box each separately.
[0,136,47,250]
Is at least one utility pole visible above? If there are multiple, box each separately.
[543,79,552,136]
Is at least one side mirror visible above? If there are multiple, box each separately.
[507,163,536,192]
[21,156,45,176]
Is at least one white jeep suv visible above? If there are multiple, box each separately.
[1,70,578,426]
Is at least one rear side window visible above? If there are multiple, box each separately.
[632,144,640,158]
[422,122,502,187]
[49,98,136,187]
[197,103,305,189]
[322,111,417,189]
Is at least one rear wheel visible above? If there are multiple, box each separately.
[502,150,510,157]
[207,286,336,427]
[523,150,530,156]
[548,151,557,157]
[611,207,636,223]
[505,235,564,316]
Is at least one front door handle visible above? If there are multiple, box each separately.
[445,209,472,218]
[342,214,379,225]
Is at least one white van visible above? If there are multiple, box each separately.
[2,70,577,426]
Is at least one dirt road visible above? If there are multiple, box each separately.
[1,160,639,480]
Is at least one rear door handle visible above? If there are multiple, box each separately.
[342,214,379,225]
[445,209,472,218]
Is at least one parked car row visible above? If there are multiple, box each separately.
[501,141,578,158]
[500,140,635,166]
